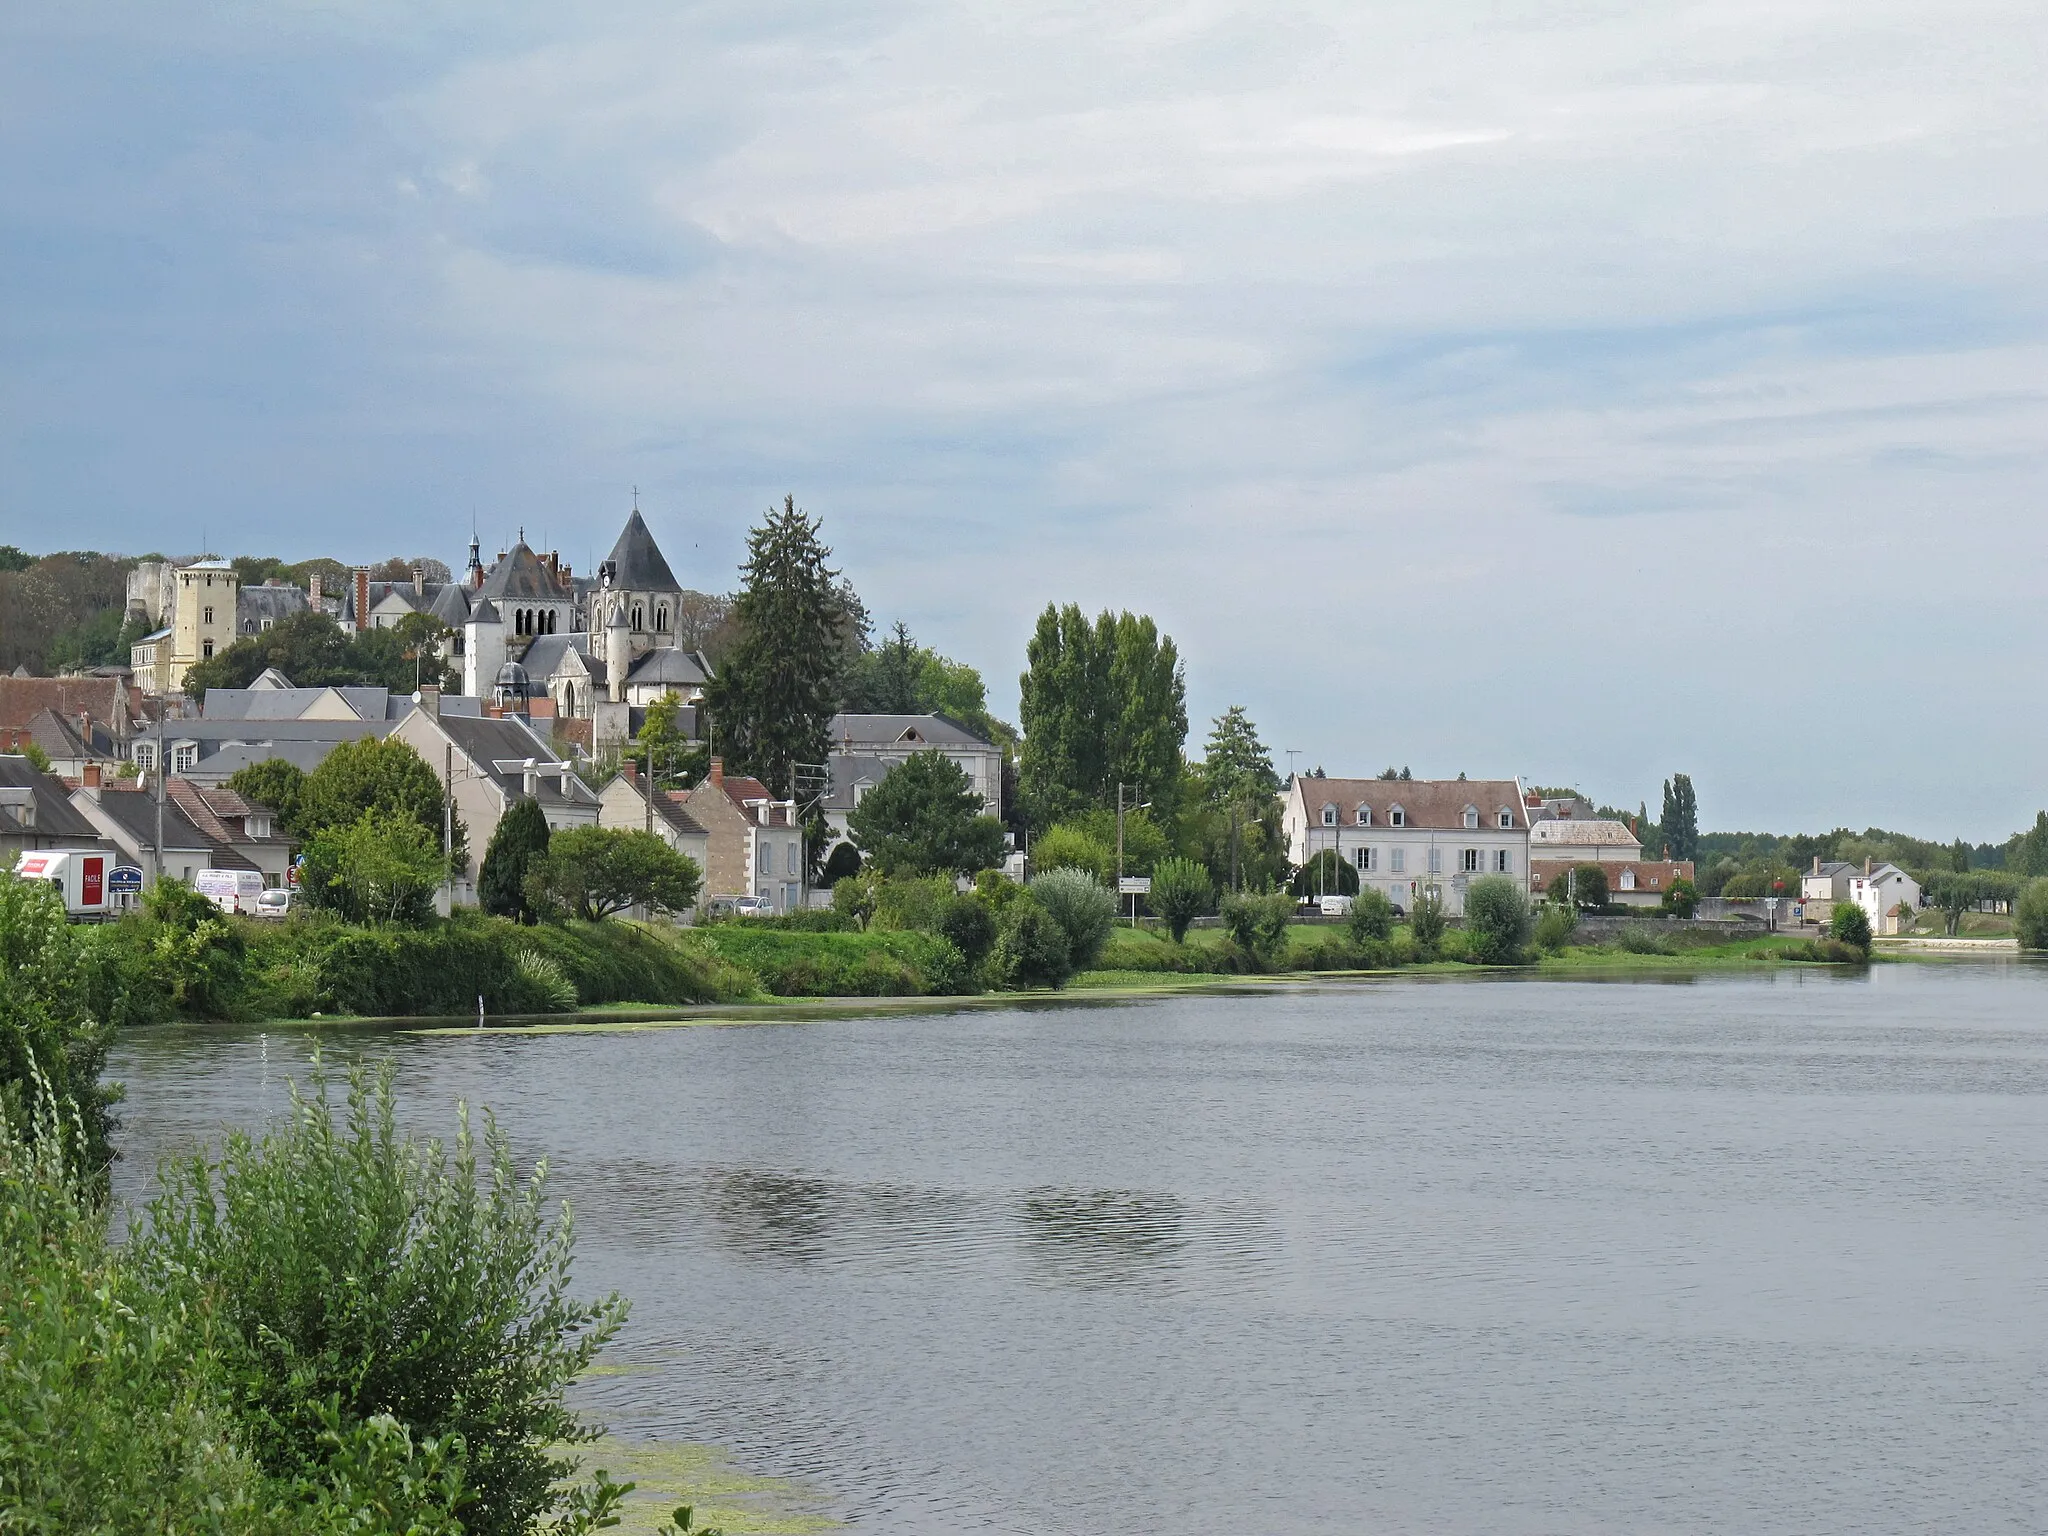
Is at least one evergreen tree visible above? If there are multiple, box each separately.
[847,749,1006,876]
[479,797,552,922]
[1203,705,1280,892]
[1661,773,1699,863]
[706,496,852,798]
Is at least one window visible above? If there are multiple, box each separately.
[1499,810,1514,828]
[1356,806,1371,826]
[201,640,214,659]
[1495,849,1512,873]
[203,606,214,624]
[1462,806,1478,829]
[261,618,272,631]
[1428,846,1444,874]
[786,842,799,876]
[1390,848,1405,874]
[657,605,669,631]
[1390,805,1405,826]
[1354,847,1377,872]
[134,744,155,771]
[1321,803,1337,826]
[633,603,644,630]
[1620,868,1637,891]
[1461,848,1480,873]
[173,744,197,772]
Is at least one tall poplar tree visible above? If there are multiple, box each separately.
[1018,604,1186,827]
[706,496,850,798]
[1660,773,1700,862]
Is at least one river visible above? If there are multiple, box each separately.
[108,963,2048,1535]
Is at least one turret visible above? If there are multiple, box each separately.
[464,596,504,698]
[605,597,631,705]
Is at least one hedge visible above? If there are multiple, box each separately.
[701,927,969,996]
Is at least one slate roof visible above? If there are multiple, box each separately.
[823,753,892,813]
[8,708,117,762]
[1528,819,1642,849]
[602,511,682,593]
[626,648,711,689]
[76,786,213,854]
[827,712,994,750]
[428,582,474,627]
[235,585,311,634]
[201,686,394,721]
[1292,777,1530,832]
[0,755,107,842]
[521,633,596,683]
[426,713,598,810]
[480,544,568,605]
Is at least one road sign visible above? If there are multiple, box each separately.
[1118,877,1152,895]
[107,865,144,894]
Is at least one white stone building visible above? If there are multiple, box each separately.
[1281,776,1531,916]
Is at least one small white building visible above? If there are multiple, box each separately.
[1849,861,1921,935]
[1280,775,1531,916]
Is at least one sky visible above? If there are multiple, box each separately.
[3,2,2044,839]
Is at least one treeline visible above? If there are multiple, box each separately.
[0,547,137,674]
[1691,811,2048,897]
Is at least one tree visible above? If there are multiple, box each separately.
[1030,823,1113,882]
[1149,857,1214,943]
[2007,812,2048,878]
[705,497,852,799]
[17,739,52,774]
[298,736,460,863]
[1924,871,1982,936]
[1660,774,1699,862]
[1409,885,1448,959]
[989,897,1073,989]
[525,827,702,920]
[846,750,1006,877]
[1203,706,1281,892]
[1547,863,1610,910]
[1291,850,1360,899]
[479,798,552,923]
[301,811,445,926]
[1027,868,1116,971]
[1347,887,1395,945]
[1660,876,1699,918]
[632,689,707,791]
[819,842,862,887]
[1462,875,1532,964]
[1218,888,1293,969]
[225,759,307,837]
[1017,604,1186,827]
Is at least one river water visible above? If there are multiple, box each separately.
[108,964,2048,1535]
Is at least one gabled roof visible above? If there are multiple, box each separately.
[166,779,290,850]
[0,676,127,734]
[428,582,474,627]
[1529,819,1641,849]
[611,776,709,838]
[0,755,107,841]
[603,511,682,593]
[520,634,595,682]
[74,785,212,853]
[480,544,566,604]
[827,712,994,750]
[413,712,597,808]
[626,648,710,689]
[1292,776,1529,832]
[12,708,116,761]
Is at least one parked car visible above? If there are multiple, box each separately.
[732,895,773,917]
[1319,894,1355,917]
[252,887,295,920]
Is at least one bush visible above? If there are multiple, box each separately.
[479,797,551,923]
[1462,875,1532,964]
[935,894,998,967]
[819,841,862,886]
[831,870,880,928]
[1546,864,1610,910]
[1148,856,1214,943]
[525,827,702,921]
[1030,823,1114,883]
[989,896,1073,989]
[135,1056,629,1536]
[872,874,955,935]
[2016,879,2048,951]
[1409,885,1448,959]
[1347,888,1395,945]
[1290,850,1360,899]
[1218,889,1293,970]
[505,948,579,1014]
[1660,876,1699,918]
[1534,903,1578,954]
[1615,923,1674,956]
[1029,868,1117,970]
[1829,901,1873,951]
[1,876,121,1189]
[700,927,967,996]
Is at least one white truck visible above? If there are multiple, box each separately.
[194,868,267,916]
[11,848,114,920]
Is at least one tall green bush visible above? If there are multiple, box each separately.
[2018,879,2048,951]
[1410,885,1448,959]
[1218,888,1293,969]
[0,874,121,1188]
[480,797,552,923]
[1828,900,1873,951]
[1462,875,1532,964]
[1346,888,1395,946]
[1029,868,1117,970]
[989,896,1073,989]
[1148,856,1214,943]
[135,1057,629,1536]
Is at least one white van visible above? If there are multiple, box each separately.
[194,868,266,915]
[11,848,114,920]
[1318,894,1355,917]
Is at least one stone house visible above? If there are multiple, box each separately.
[1281,775,1531,916]
[677,758,804,913]
[596,764,712,911]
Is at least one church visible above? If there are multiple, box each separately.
[438,510,712,750]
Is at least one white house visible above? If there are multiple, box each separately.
[820,713,1005,855]
[1849,860,1921,935]
[1280,776,1531,916]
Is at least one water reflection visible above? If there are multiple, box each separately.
[1017,1188,1189,1286]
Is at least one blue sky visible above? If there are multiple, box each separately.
[4,2,2045,837]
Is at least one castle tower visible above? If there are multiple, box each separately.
[464,597,505,699]
[605,594,632,705]
[163,559,239,695]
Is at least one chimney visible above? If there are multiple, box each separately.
[1864,856,1873,877]
[309,572,323,608]
[417,685,440,720]
[83,762,101,789]
[1813,855,1821,875]
[353,567,370,631]
[621,759,638,782]
[412,565,426,594]
[709,756,723,788]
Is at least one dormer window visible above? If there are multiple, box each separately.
[1462,806,1479,829]
[1321,804,1338,826]
[1389,805,1405,827]
[1498,809,1513,828]
[1356,806,1370,826]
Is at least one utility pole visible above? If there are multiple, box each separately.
[645,736,655,836]
[152,726,165,887]
[443,744,454,910]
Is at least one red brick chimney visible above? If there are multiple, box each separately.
[621,759,638,782]
[708,756,724,788]
[82,762,102,789]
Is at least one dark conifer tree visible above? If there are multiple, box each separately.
[480,796,551,923]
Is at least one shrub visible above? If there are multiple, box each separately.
[989,896,1073,989]
[1029,868,1117,970]
[1031,823,1114,883]
[135,1057,630,1536]
[1829,901,1873,951]
[872,874,955,935]
[1546,864,1610,910]
[1534,903,1578,954]
[506,948,579,1014]
[819,841,862,886]
[831,870,880,928]
[1290,850,1360,898]
[1148,857,1214,943]
[1660,876,1699,918]
[701,927,966,996]
[1218,889,1293,970]
[936,894,998,967]
[1347,888,1395,945]
[1409,885,1448,959]
[1615,924,1674,956]
[2015,879,2048,951]
[0,876,121,1188]
[1462,875,1532,964]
